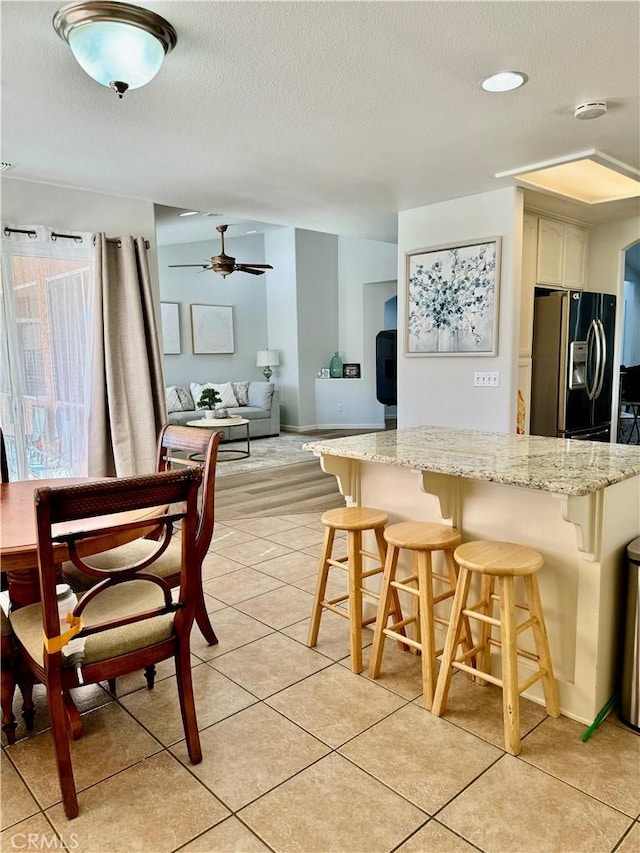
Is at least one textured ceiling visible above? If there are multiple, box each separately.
[2,1,639,242]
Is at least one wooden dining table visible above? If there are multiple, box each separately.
[0,476,167,741]
[1,477,166,606]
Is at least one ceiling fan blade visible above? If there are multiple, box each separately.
[168,263,212,269]
[239,264,273,269]
[235,266,266,276]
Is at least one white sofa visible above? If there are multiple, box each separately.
[165,381,280,438]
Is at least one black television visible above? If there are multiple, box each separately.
[376,330,397,406]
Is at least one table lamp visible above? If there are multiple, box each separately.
[257,349,279,381]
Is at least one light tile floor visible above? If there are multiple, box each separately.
[2,512,639,853]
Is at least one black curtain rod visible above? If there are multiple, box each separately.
[51,231,83,243]
[3,226,36,239]
[93,235,151,250]
[3,226,149,250]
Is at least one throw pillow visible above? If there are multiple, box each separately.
[190,381,239,409]
[166,385,195,413]
[248,382,274,410]
[231,381,250,406]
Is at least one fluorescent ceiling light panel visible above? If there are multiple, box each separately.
[496,150,640,204]
[179,210,198,216]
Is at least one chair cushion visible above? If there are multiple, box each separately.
[10,580,175,667]
[62,538,181,591]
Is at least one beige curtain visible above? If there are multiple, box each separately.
[88,234,166,476]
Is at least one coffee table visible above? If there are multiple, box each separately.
[187,417,251,460]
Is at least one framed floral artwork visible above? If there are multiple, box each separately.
[405,237,501,356]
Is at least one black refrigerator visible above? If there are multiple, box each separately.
[530,289,617,441]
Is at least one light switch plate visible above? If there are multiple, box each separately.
[474,371,500,387]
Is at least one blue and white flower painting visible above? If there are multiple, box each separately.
[407,239,500,354]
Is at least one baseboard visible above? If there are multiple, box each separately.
[281,423,384,432]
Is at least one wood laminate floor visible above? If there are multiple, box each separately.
[214,428,378,520]
[215,458,344,520]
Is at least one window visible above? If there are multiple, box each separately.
[0,228,94,479]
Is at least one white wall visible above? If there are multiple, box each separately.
[337,236,398,362]
[397,187,522,433]
[587,215,640,413]
[264,228,299,426]
[310,236,397,430]
[158,233,269,386]
[296,230,339,428]
[587,216,640,295]
[2,178,159,297]
[263,228,340,429]
[622,280,640,366]
[2,178,157,245]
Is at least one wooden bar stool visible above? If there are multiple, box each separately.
[432,540,560,755]
[369,521,471,710]
[307,506,404,673]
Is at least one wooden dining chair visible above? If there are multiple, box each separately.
[62,425,224,684]
[9,468,204,819]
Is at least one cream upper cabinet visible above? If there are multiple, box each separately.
[520,213,538,356]
[563,224,589,288]
[536,216,588,288]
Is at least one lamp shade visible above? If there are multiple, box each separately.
[69,21,165,90]
[53,1,177,97]
[257,350,279,367]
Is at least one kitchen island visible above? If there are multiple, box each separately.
[304,427,640,724]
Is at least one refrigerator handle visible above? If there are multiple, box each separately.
[586,320,600,401]
[594,319,606,399]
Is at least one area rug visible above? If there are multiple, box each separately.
[215,432,317,477]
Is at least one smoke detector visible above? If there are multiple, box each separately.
[574,101,607,120]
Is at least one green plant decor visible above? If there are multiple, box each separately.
[197,388,222,410]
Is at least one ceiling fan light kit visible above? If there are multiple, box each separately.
[168,225,274,278]
[53,0,177,98]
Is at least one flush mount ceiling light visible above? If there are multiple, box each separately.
[53,1,177,98]
[481,71,528,92]
[496,150,640,204]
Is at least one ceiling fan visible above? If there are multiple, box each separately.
[168,224,273,278]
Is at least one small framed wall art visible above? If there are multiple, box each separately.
[406,237,501,356]
[343,363,361,378]
[319,368,330,378]
[160,302,181,354]
[190,304,235,354]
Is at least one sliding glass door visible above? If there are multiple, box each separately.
[0,228,93,480]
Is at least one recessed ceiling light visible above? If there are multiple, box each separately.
[495,150,640,204]
[178,210,198,217]
[481,71,528,93]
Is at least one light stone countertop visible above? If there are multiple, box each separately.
[303,426,640,496]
